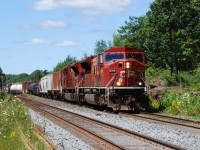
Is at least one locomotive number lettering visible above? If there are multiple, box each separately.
[120,70,135,78]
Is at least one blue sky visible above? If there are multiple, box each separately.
[0,0,154,75]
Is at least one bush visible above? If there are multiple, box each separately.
[149,97,161,112]
[146,67,200,119]
[160,90,200,118]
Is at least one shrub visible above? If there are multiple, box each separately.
[160,90,200,119]
[148,96,161,112]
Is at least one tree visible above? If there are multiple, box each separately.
[113,16,154,67]
[114,0,200,75]
[0,67,4,89]
[5,73,29,83]
[148,0,200,75]
[107,40,113,49]
[113,16,148,50]
[29,70,48,82]
[81,52,90,60]
[53,55,77,72]
[94,40,108,55]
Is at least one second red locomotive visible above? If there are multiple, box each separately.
[39,47,147,111]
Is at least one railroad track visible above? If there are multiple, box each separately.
[119,112,200,131]
[33,127,56,150]
[18,122,55,150]
[19,96,183,150]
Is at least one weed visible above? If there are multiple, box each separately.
[0,91,46,149]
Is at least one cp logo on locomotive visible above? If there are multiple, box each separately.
[120,70,135,78]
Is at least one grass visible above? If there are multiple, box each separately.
[0,91,46,150]
[146,67,200,120]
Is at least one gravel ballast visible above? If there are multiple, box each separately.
[28,96,200,150]
[29,109,95,150]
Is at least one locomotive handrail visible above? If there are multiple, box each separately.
[106,73,117,87]
[76,77,84,88]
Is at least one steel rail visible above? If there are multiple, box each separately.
[33,127,56,150]
[20,96,184,150]
[21,98,124,150]
[131,112,200,130]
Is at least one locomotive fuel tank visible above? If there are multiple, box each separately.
[84,94,99,105]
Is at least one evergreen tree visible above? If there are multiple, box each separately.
[94,40,108,55]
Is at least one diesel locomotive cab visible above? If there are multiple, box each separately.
[104,48,146,111]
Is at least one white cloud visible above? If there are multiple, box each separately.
[20,24,32,29]
[54,40,80,46]
[38,20,67,28]
[81,16,97,23]
[25,38,50,44]
[33,0,131,14]
[24,38,80,47]
[20,20,67,29]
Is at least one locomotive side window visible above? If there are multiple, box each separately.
[126,53,143,62]
[118,62,123,68]
[105,53,124,62]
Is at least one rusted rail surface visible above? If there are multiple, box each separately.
[19,96,183,150]
[18,127,35,150]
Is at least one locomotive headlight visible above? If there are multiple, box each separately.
[126,62,130,68]
[138,82,142,86]
[117,82,121,86]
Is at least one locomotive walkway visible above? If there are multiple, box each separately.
[19,96,182,150]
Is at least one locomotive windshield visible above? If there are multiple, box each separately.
[126,53,143,62]
[105,53,124,62]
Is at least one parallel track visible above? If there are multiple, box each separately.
[19,96,183,150]
[33,127,56,150]
[119,112,200,131]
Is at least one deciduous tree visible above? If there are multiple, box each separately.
[53,55,77,72]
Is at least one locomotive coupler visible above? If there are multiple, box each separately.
[125,96,136,110]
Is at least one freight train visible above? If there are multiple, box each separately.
[9,47,148,111]
[7,82,38,95]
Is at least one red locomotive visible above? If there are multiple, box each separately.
[39,47,147,111]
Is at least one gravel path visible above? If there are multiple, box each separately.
[28,96,200,150]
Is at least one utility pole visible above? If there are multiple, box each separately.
[0,73,5,91]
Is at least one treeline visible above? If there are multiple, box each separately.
[5,70,49,84]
